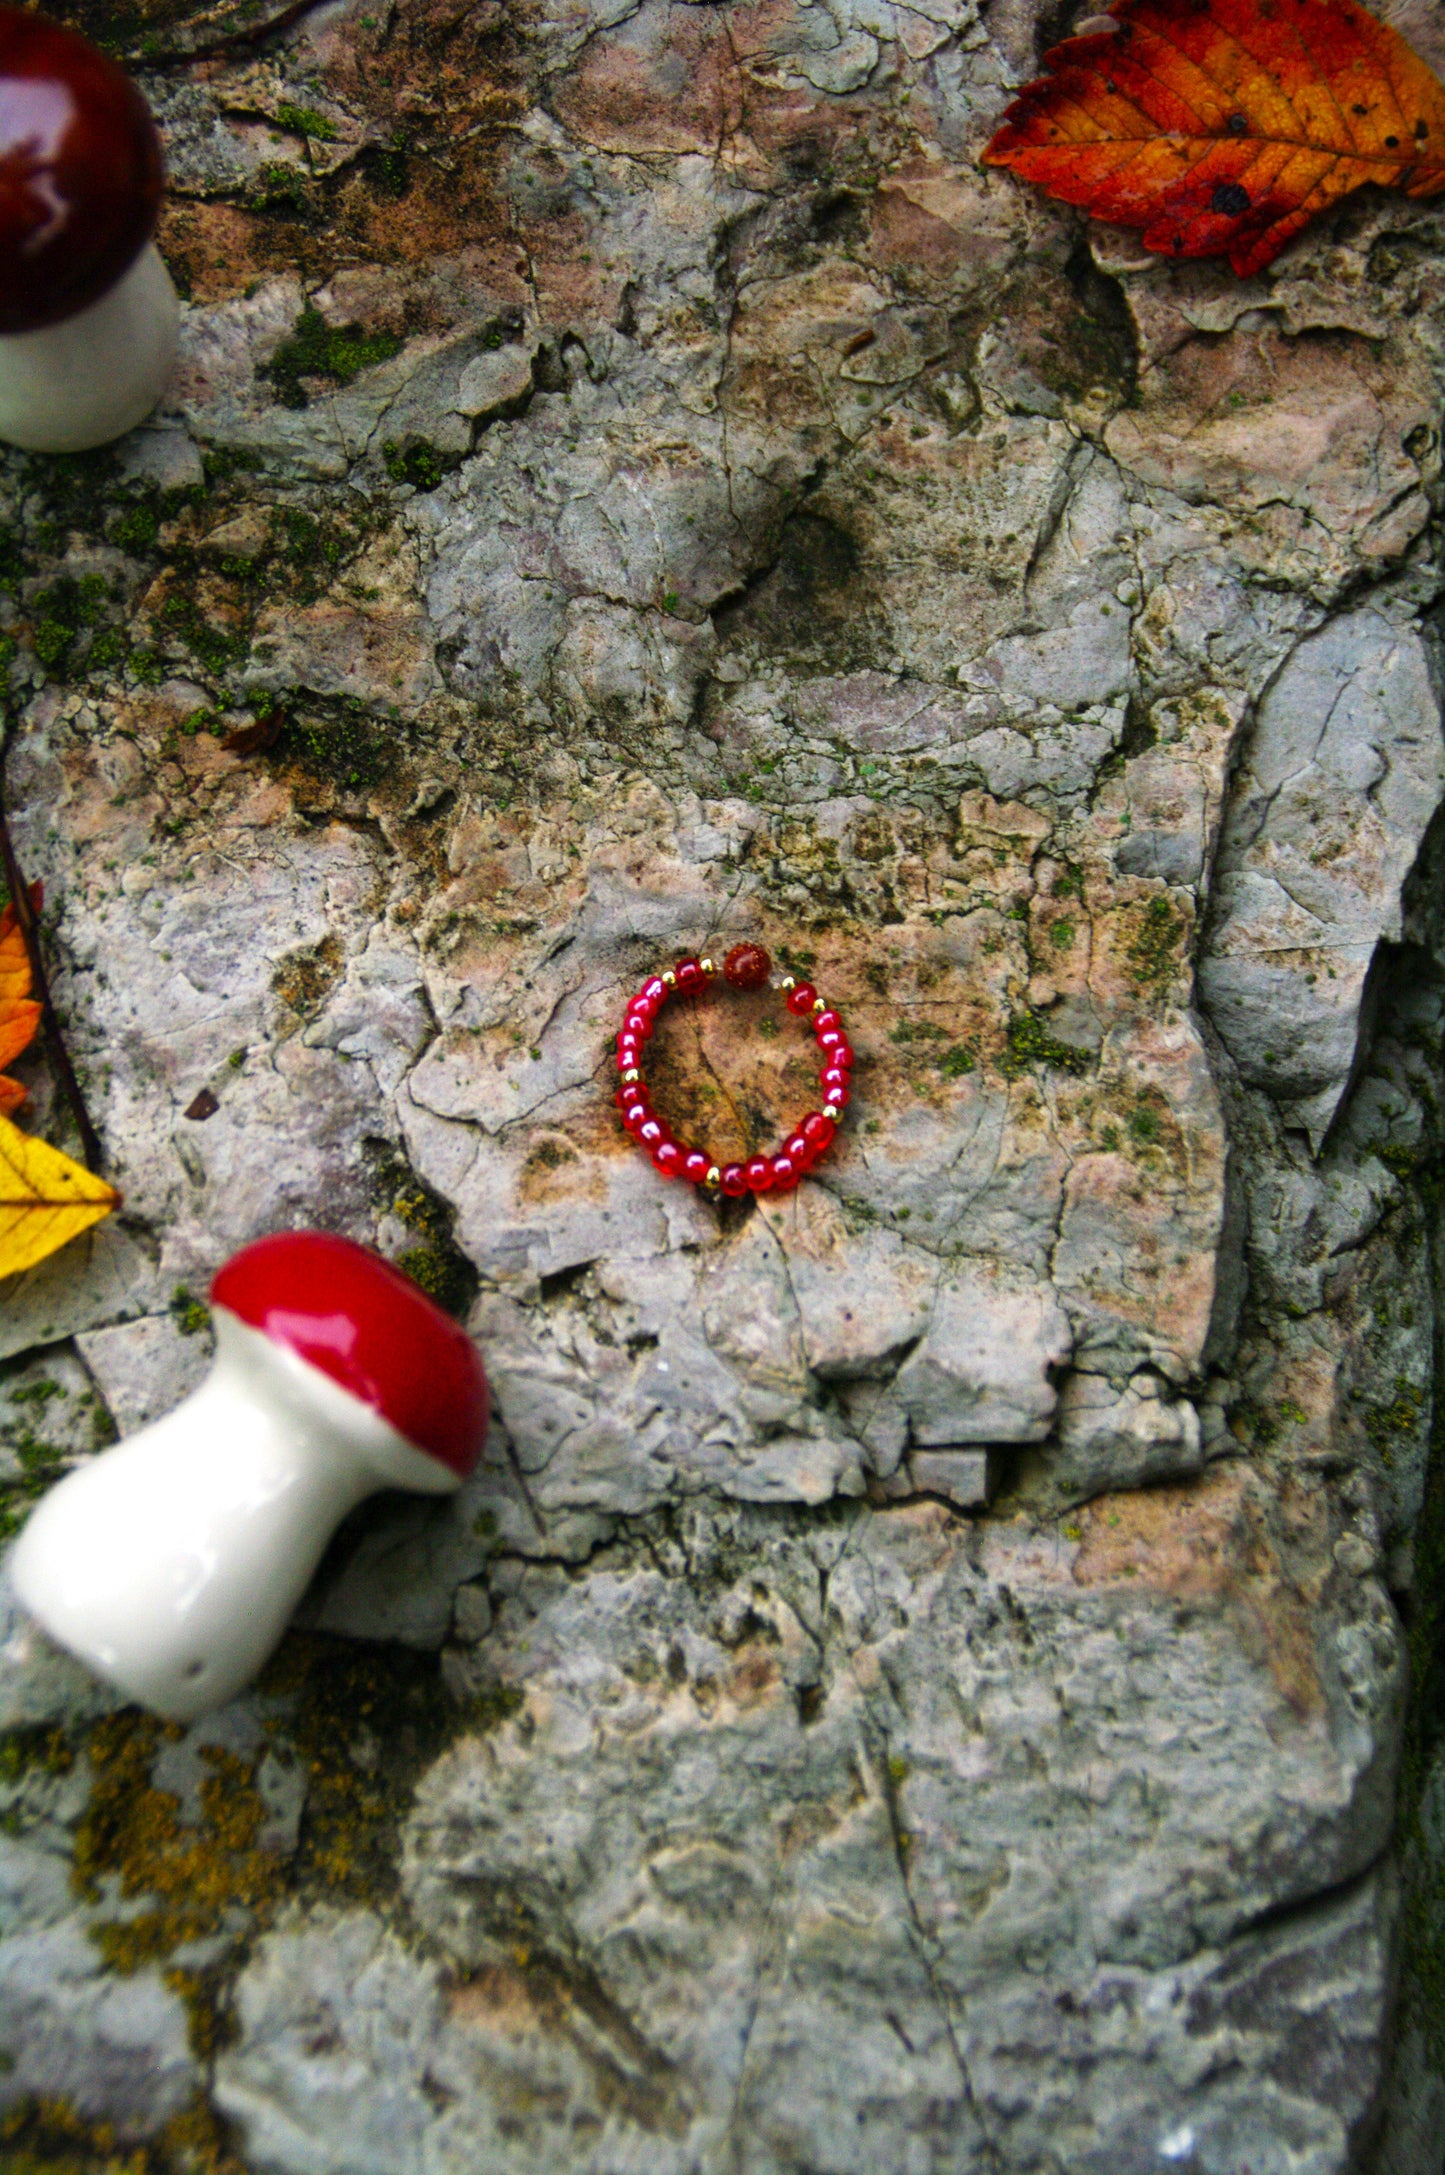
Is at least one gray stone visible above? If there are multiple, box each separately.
[1050,1369,1205,1502]
[0,0,1442,2155]
[216,1486,1403,2173]
[1199,612,1445,1143]
[78,1313,212,1436]
[0,1916,199,2134]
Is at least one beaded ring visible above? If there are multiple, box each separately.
[614,944,854,1195]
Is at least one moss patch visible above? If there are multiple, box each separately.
[1000,1010,1093,1079]
[264,306,403,409]
[1127,895,1187,996]
[68,1634,459,2062]
[0,2094,244,2175]
[0,1374,114,1544]
[364,1136,478,1319]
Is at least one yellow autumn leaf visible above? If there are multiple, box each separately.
[0,1114,117,1279]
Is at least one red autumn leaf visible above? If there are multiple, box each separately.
[982,0,1445,277]
[0,883,43,1116]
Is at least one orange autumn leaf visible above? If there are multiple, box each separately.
[982,0,1445,278]
[0,884,43,1115]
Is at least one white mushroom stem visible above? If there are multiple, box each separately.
[0,239,179,453]
[10,1309,460,1722]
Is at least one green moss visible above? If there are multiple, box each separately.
[76,1714,282,1976]
[277,702,391,793]
[0,2095,176,2175]
[27,573,109,677]
[0,1725,74,1785]
[169,1286,209,1337]
[1000,1011,1092,1079]
[1365,1381,1424,1459]
[0,526,24,595]
[397,1243,476,1318]
[469,1680,525,1733]
[62,1631,464,2071]
[249,161,311,216]
[1049,918,1075,949]
[1128,1104,1161,1144]
[265,306,403,409]
[160,593,246,679]
[1127,895,1186,995]
[360,135,410,198]
[111,502,159,556]
[0,1436,73,1545]
[938,1045,975,1079]
[383,440,447,491]
[275,102,339,141]
[365,1138,478,1320]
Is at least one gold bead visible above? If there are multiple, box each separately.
[662,969,677,987]
[704,1165,722,1188]
[700,956,716,976]
[622,1067,641,1085]
[781,974,797,992]
[811,996,827,1016]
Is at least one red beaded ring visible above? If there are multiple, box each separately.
[614,943,853,1195]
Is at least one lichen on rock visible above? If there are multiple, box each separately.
[0,0,1443,2164]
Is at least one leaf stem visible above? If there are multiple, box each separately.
[0,718,104,1173]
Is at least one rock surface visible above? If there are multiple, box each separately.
[0,0,1442,2166]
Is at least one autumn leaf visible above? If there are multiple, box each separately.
[0,883,43,1117]
[982,0,1445,277]
[0,1113,117,1280]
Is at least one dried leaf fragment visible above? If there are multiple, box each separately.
[983,0,1445,276]
[0,1115,118,1280]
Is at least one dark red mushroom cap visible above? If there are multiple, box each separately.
[210,1232,489,1480]
[0,8,163,335]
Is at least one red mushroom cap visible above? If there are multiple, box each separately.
[210,1232,489,1480]
[0,8,163,335]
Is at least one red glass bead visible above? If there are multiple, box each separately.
[653,1140,685,1177]
[674,957,705,994]
[770,1153,801,1191]
[640,976,667,1007]
[782,1131,813,1167]
[801,1111,835,1147]
[623,1008,653,1040]
[832,1040,854,1071]
[617,1039,643,1070]
[637,1117,670,1151]
[813,1009,842,1037]
[682,1149,712,1185]
[745,1157,774,1193]
[817,1027,848,1059]
[723,943,771,989]
[821,1074,851,1106]
[623,1104,652,1135]
[720,1163,748,1197]
[617,1081,648,1108]
[786,983,817,1015]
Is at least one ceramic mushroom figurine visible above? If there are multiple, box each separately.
[10,1233,490,1722]
[0,6,178,452]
